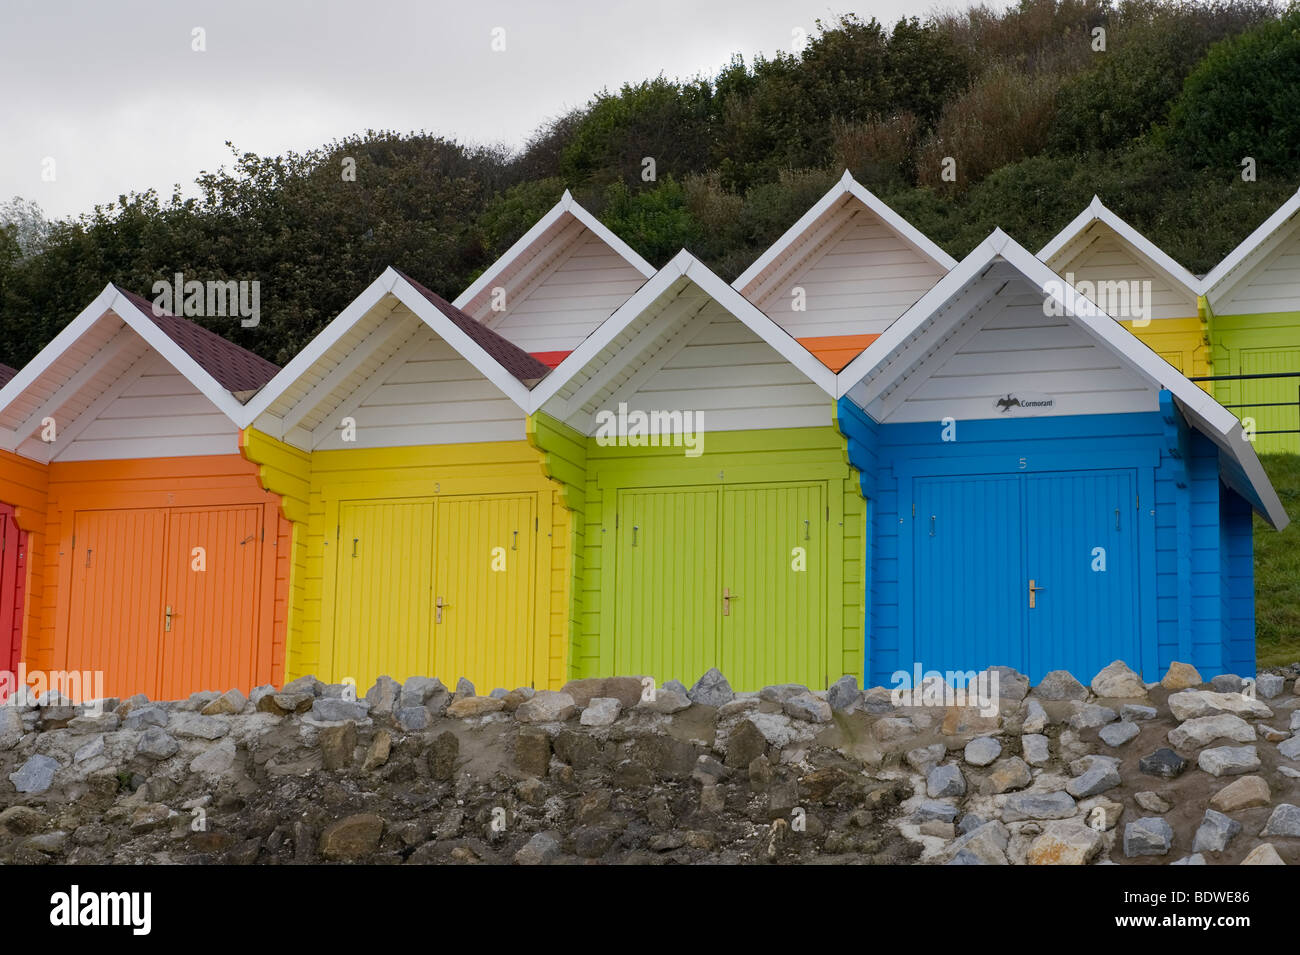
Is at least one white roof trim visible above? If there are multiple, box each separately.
[528,250,836,415]
[732,169,956,293]
[241,268,540,439]
[452,190,655,311]
[1037,196,1201,297]
[0,284,253,438]
[837,229,1288,530]
[1200,187,1300,307]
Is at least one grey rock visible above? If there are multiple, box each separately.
[1192,809,1242,853]
[136,728,179,760]
[8,754,59,793]
[905,743,947,773]
[783,692,831,723]
[1124,817,1174,857]
[1197,745,1261,777]
[73,735,104,763]
[988,666,1030,702]
[1022,734,1051,766]
[123,705,168,730]
[827,674,862,711]
[454,677,475,699]
[364,676,401,715]
[637,688,691,714]
[0,707,23,749]
[1099,721,1140,747]
[1034,670,1088,701]
[1261,803,1300,838]
[281,674,323,697]
[958,813,986,835]
[914,800,960,823]
[1257,674,1285,699]
[1172,854,1207,865]
[170,713,229,740]
[489,688,509,699]
[1022,699,1048,734]
[394,707,430,731]
[190,738,238,777]
[1068,703,1118,730]
[515,691,577,724]
[1279,735,1300,760]
[515,830,562,865]
[1091,660,1148,698]
[662,679,689,695]
[1067,762,1122,798]
[1139,748,1188,778]
[1001,790,1076,822]
[964,736,1002,767]
[946,820,1010,865]
[1210,674,1244,694]
[1169,713,1256,749]
[580,697,621,727]
[1121,704,1158,722]
[1167,690,1272,721]
[688,668,734,707]
[927,763,966,798]
[400,676,448,710]
[310,698,370,722]
[1135,791,1171,813]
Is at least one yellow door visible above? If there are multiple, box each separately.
[432,495,535,692]
[332,499,436,688]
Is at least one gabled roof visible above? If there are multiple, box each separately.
[529,250,836,424]
[453,190,655,318]
[732,170,957,298]
[1200,187,1300,308]
[0,284,280,456]
[1037,196,1201,299]
[114,287,279,395]
[243,267,552,444]
[837,230,1288,530]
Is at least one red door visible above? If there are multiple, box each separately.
[0,504,26,700]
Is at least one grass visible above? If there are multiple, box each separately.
[1255,454,1300,668]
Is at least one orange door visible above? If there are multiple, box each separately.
[158,505,267,699]
[1,505,26,693]
[66,508,168,698]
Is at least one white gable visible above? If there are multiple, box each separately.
[751,201,948,339]
[1045,221,1198,321]
[877,277,1158,423]
[1215,214,1300,316]
[481,229,649,353]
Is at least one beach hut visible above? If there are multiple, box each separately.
[528,251,865,691]
[0,286,287,701]
[240,268,567,693]
[0,363,26,693]
[453,190,654,367]
[1200,187,1300,453]
[837,230,1287,686]
[732,170,955,372]
[1038,196,1210,386]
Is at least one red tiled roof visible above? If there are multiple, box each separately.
[115,286,280,395]
[393,270,552,384]
[0,363,16,389]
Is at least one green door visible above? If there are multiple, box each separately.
[1239,347,1300,454]
[613,487,719,683]
[612,482,827,690]
[721,484,825,689]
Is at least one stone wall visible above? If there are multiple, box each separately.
[2,661,1298,865]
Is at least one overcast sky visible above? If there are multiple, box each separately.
[0,0,993,220]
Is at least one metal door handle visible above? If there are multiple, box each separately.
[512,529,518,551]
[804,519,810,541]
[723,587,738,616]
[165,605,173,632]
[1028,579,1046,609]
[632,525,639,547]
[930,515,936,537]
[352,537,358,558]
[85,548,92,568]
[436,596,450,624]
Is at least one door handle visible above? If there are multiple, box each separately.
[512,529,518,551]
[436,596,450,624]
[1028,579,1046,609]
[352,537,359,558]
[165,604,173,632]
[723,587,738,616]
[804,519,810,541]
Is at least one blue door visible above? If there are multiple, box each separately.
[911,469,1142,682]
[1025,470,1139,681]
[913,474,1025,675]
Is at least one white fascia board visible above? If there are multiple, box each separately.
[238,271,397,428]
[1200,188,1300,306]
[453,191,654,313]
[388,273,533,412]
